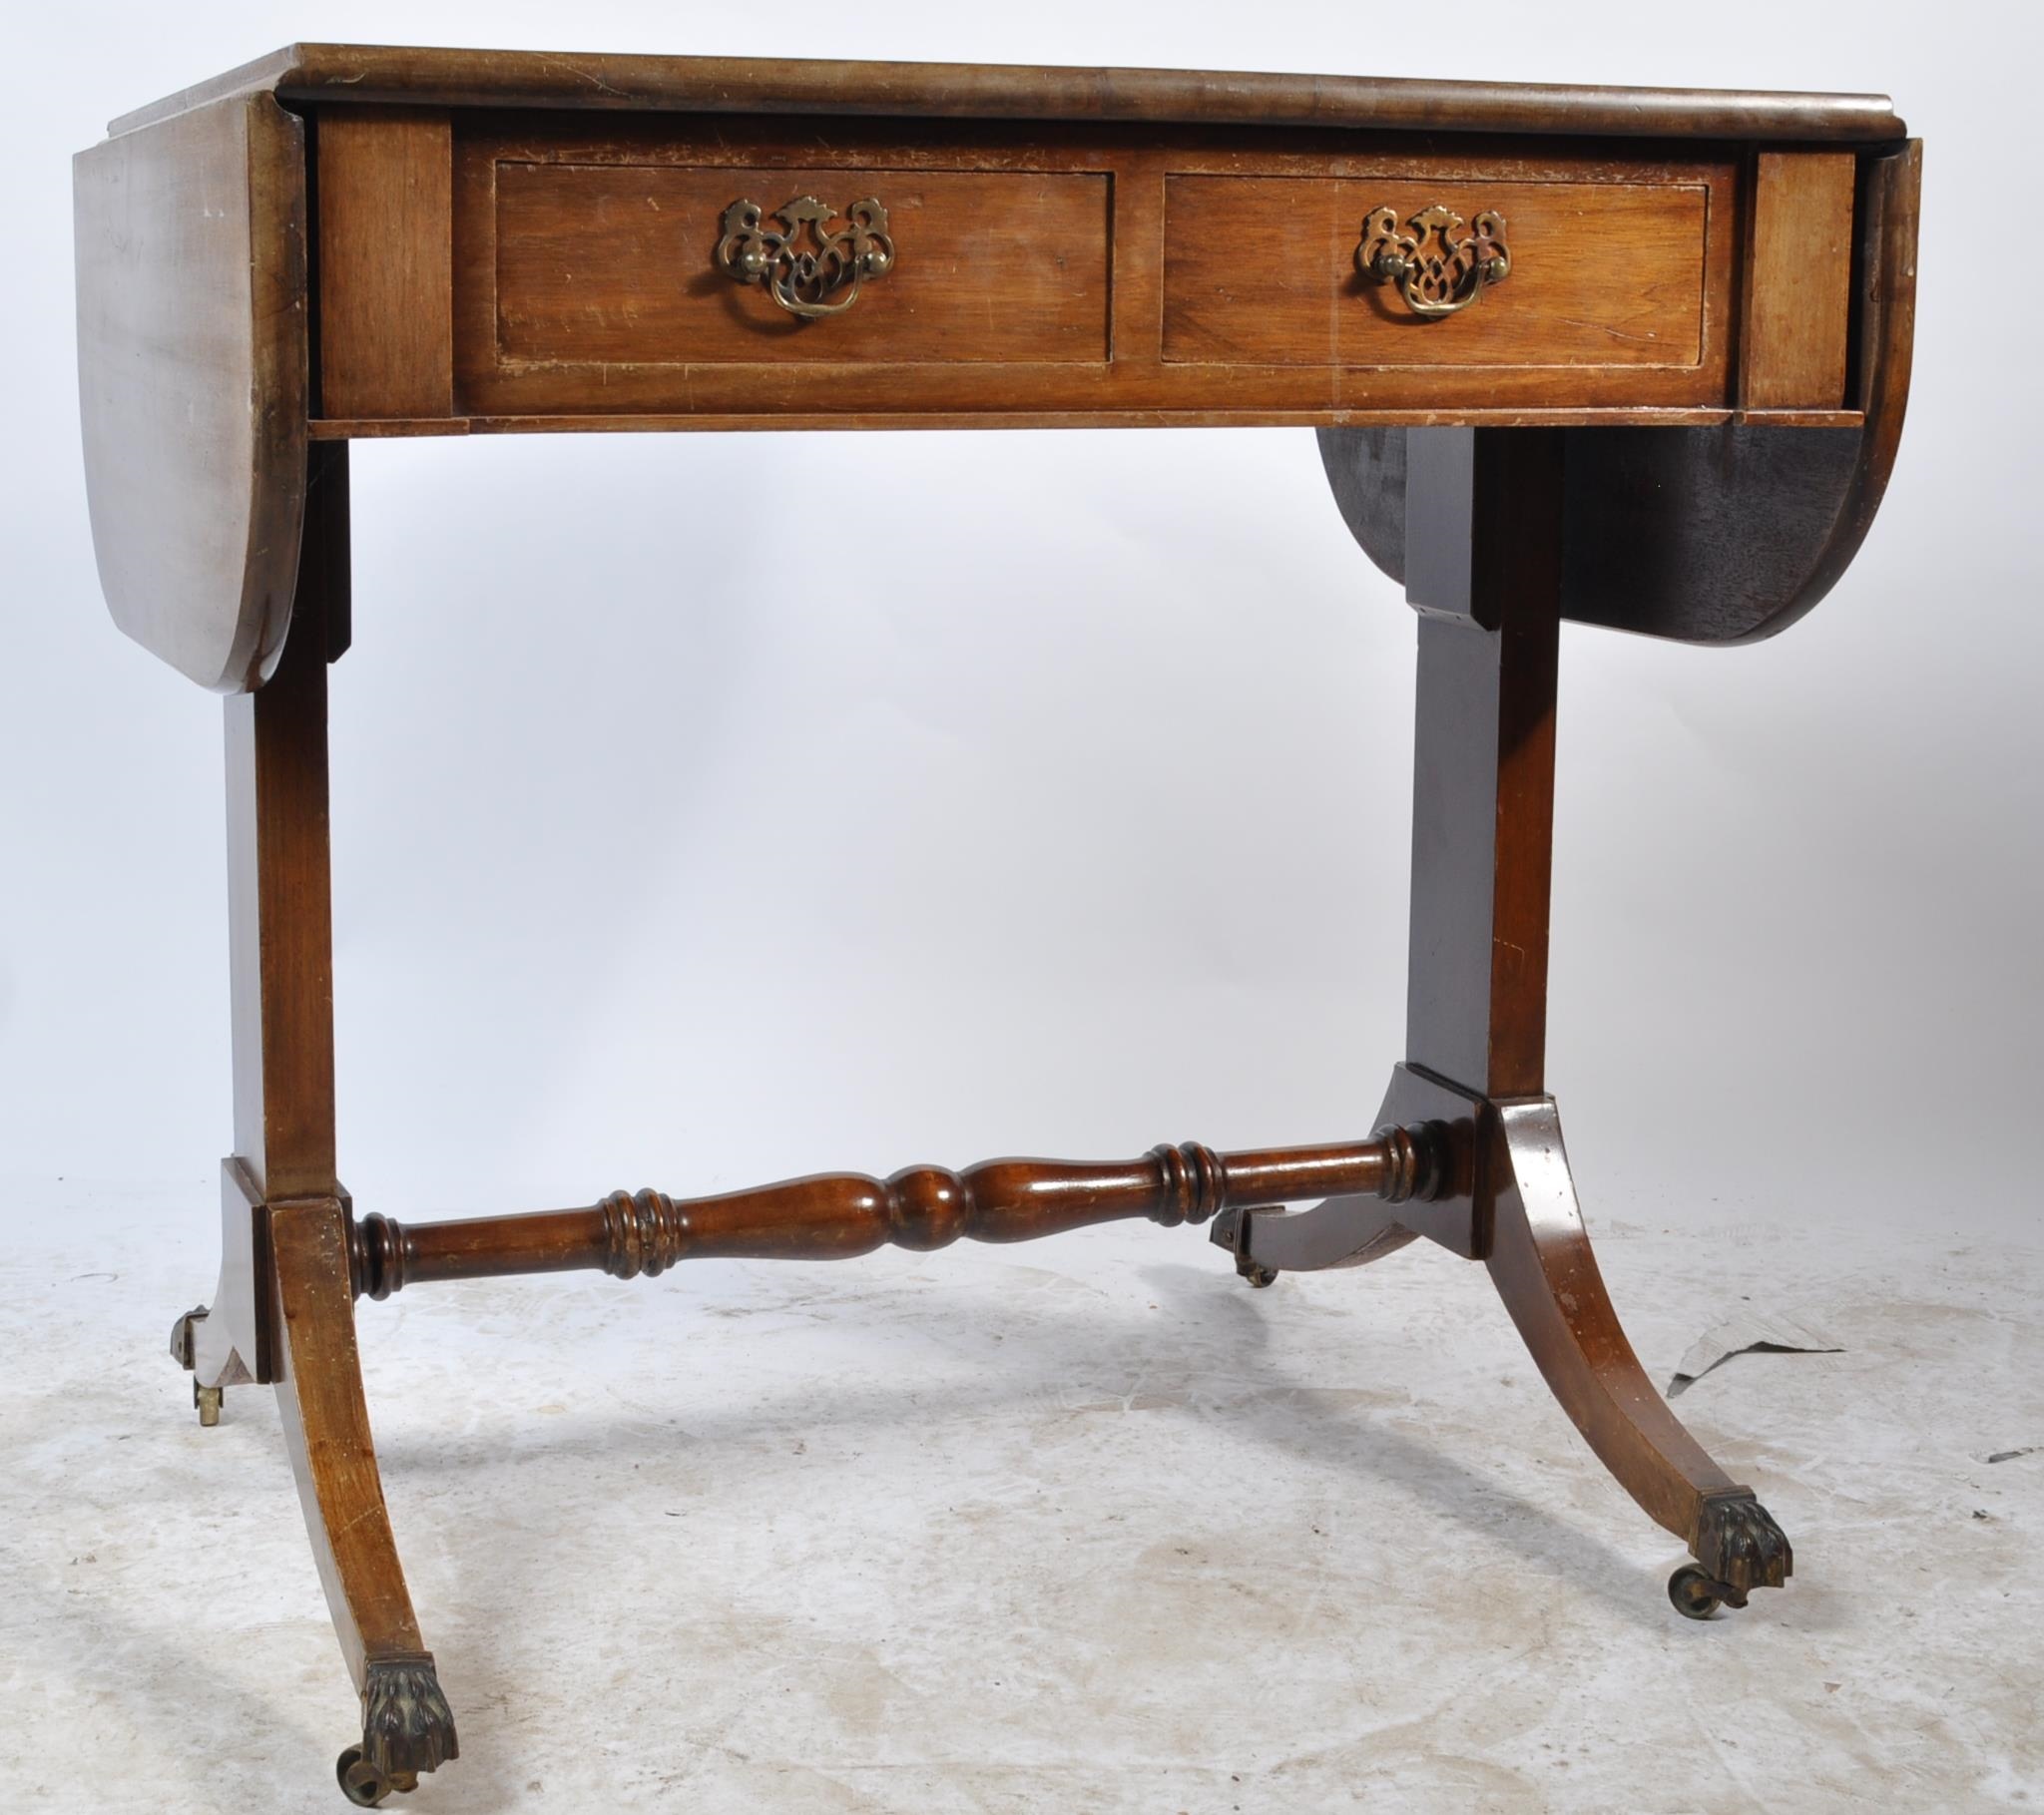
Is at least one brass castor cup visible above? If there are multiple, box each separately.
[1674,1490,1793,1617]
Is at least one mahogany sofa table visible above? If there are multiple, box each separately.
[74,46,1918,1806]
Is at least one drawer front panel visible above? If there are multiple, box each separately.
[491,161,1112,365]
[438,122,1750,423]
[1163,176,1710,369]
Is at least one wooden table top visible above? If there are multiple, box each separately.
[110,44,1905,143]
[78,44,1918,690]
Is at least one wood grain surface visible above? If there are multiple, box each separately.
[1742,151,1856,410]
[74,92,307,689]
[347,1130,1445,1295]
[452,120,1742,422]
[316,109,454,418]
[1312,139,1919,646]
[110,46,1905,142]
[491,162,1111,364]
[1163,175,1711,369]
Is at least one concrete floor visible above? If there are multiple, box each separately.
[3,1177,2038,1814]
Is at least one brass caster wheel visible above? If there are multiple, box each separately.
[1237,1259,1278,1288]
[336,1747,418,1805]
[336,1746,389,1806]
[336,1745,419,1803]
[194,1382,223,1428]
[1668,1564,1726,1619]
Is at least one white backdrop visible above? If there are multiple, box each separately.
[5,1,2039,1241]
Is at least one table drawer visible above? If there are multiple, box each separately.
[414,120,1750,423]
[1163,174,1712,370]
[485,156,1111,367]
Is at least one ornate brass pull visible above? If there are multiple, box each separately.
[717,195,895,319]
[1357,205,1510,319]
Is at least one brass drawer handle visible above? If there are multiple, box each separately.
[717,195,895,319]
[1357,205,1511,318]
